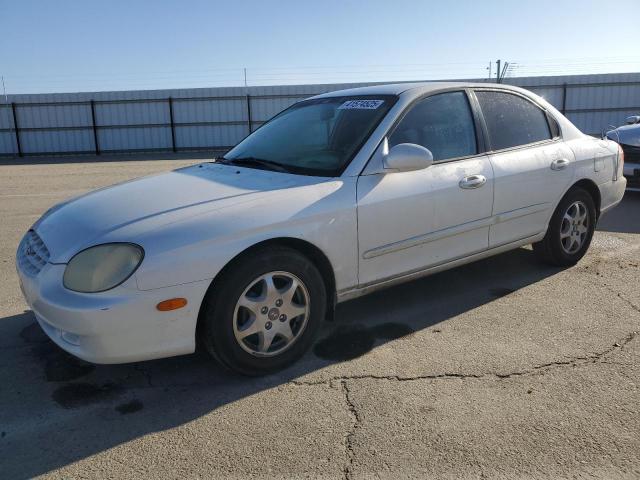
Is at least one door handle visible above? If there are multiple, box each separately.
[550,158,570,171]
[459,174,487,189]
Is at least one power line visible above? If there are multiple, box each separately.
[3,56,639,94]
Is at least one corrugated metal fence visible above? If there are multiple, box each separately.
[1,72,639,157]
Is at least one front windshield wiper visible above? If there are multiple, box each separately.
[221,156,291,173]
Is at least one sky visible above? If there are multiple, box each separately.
[1,0,639,94]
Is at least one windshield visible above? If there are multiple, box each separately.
[223,95,397,176]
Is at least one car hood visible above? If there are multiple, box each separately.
[608,124,640,147]
[34,163,328,263]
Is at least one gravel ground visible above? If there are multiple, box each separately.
[1,156,639,479]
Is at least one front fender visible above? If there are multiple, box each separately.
[132,178,359,294]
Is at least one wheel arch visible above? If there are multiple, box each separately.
[196,237,337,340]
[568,178,602,218]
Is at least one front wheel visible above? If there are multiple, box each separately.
[200,246,326,376]
[533,187,596,266]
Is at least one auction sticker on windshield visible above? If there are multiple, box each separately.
[338,99,384,109]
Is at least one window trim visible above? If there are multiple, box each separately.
[546,111,561,139]
[471,87,563,155]
[383,88,487,166]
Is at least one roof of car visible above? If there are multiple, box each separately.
[312,81,521,99]
[312,81,586,143]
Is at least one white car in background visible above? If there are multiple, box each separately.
[16,82,626,375]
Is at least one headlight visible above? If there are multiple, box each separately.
[63,243,144,293]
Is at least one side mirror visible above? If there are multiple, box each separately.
[625,115,640,125]
[383,143,434,172]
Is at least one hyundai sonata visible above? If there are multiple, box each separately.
[16,82,626,375]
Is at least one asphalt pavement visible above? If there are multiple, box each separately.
[1,156,638,479]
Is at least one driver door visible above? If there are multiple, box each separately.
[356,91,494,286]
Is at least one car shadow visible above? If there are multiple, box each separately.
[597,190,640,234]
[0,247,567,479]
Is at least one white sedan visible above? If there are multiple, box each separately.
[16,82,626,375]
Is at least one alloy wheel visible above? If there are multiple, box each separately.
[232,271,310,357]
[560,200,589,254]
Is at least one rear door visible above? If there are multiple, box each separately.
[474,89,575,247]
[356,90,494,286]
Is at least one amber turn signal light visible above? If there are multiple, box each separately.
[156,298,187,311]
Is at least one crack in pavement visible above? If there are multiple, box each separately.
[581,269,640,314]
[612,291,640,313]
[337,379,360,480]
[290,329,638,480]
[578,249,640,314]
[494,330,637,378]
[290,330,638,387]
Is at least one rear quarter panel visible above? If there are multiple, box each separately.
[567,137,616,185]
[564,136,625,214]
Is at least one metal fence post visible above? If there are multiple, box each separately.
[561,83,567,115]
[168,97,177,152]
[10,102,22,157]
[246,94,252,134]
[90,100,100,155]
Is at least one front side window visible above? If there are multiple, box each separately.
[223,95,396,176]
[389,91,477,161]
[476,91,552,150]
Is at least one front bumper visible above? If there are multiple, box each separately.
[17,262,210,364]
[623,162,640,191]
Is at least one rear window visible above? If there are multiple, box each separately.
[476,91,552,150]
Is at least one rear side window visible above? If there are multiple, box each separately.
[389,91,477,161]
[476,91,551,150]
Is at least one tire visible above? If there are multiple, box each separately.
[200,246,327,376]
[533,187,597,267]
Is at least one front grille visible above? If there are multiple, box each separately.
[17,230,50,276]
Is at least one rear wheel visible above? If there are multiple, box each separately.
[200,246,326,375]
[533,187,596,266]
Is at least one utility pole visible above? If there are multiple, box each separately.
[2,75,15,156]
[243,68,251,136]
[495,59,511,83]
[501,61,510,82]
[487,61,492,80]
